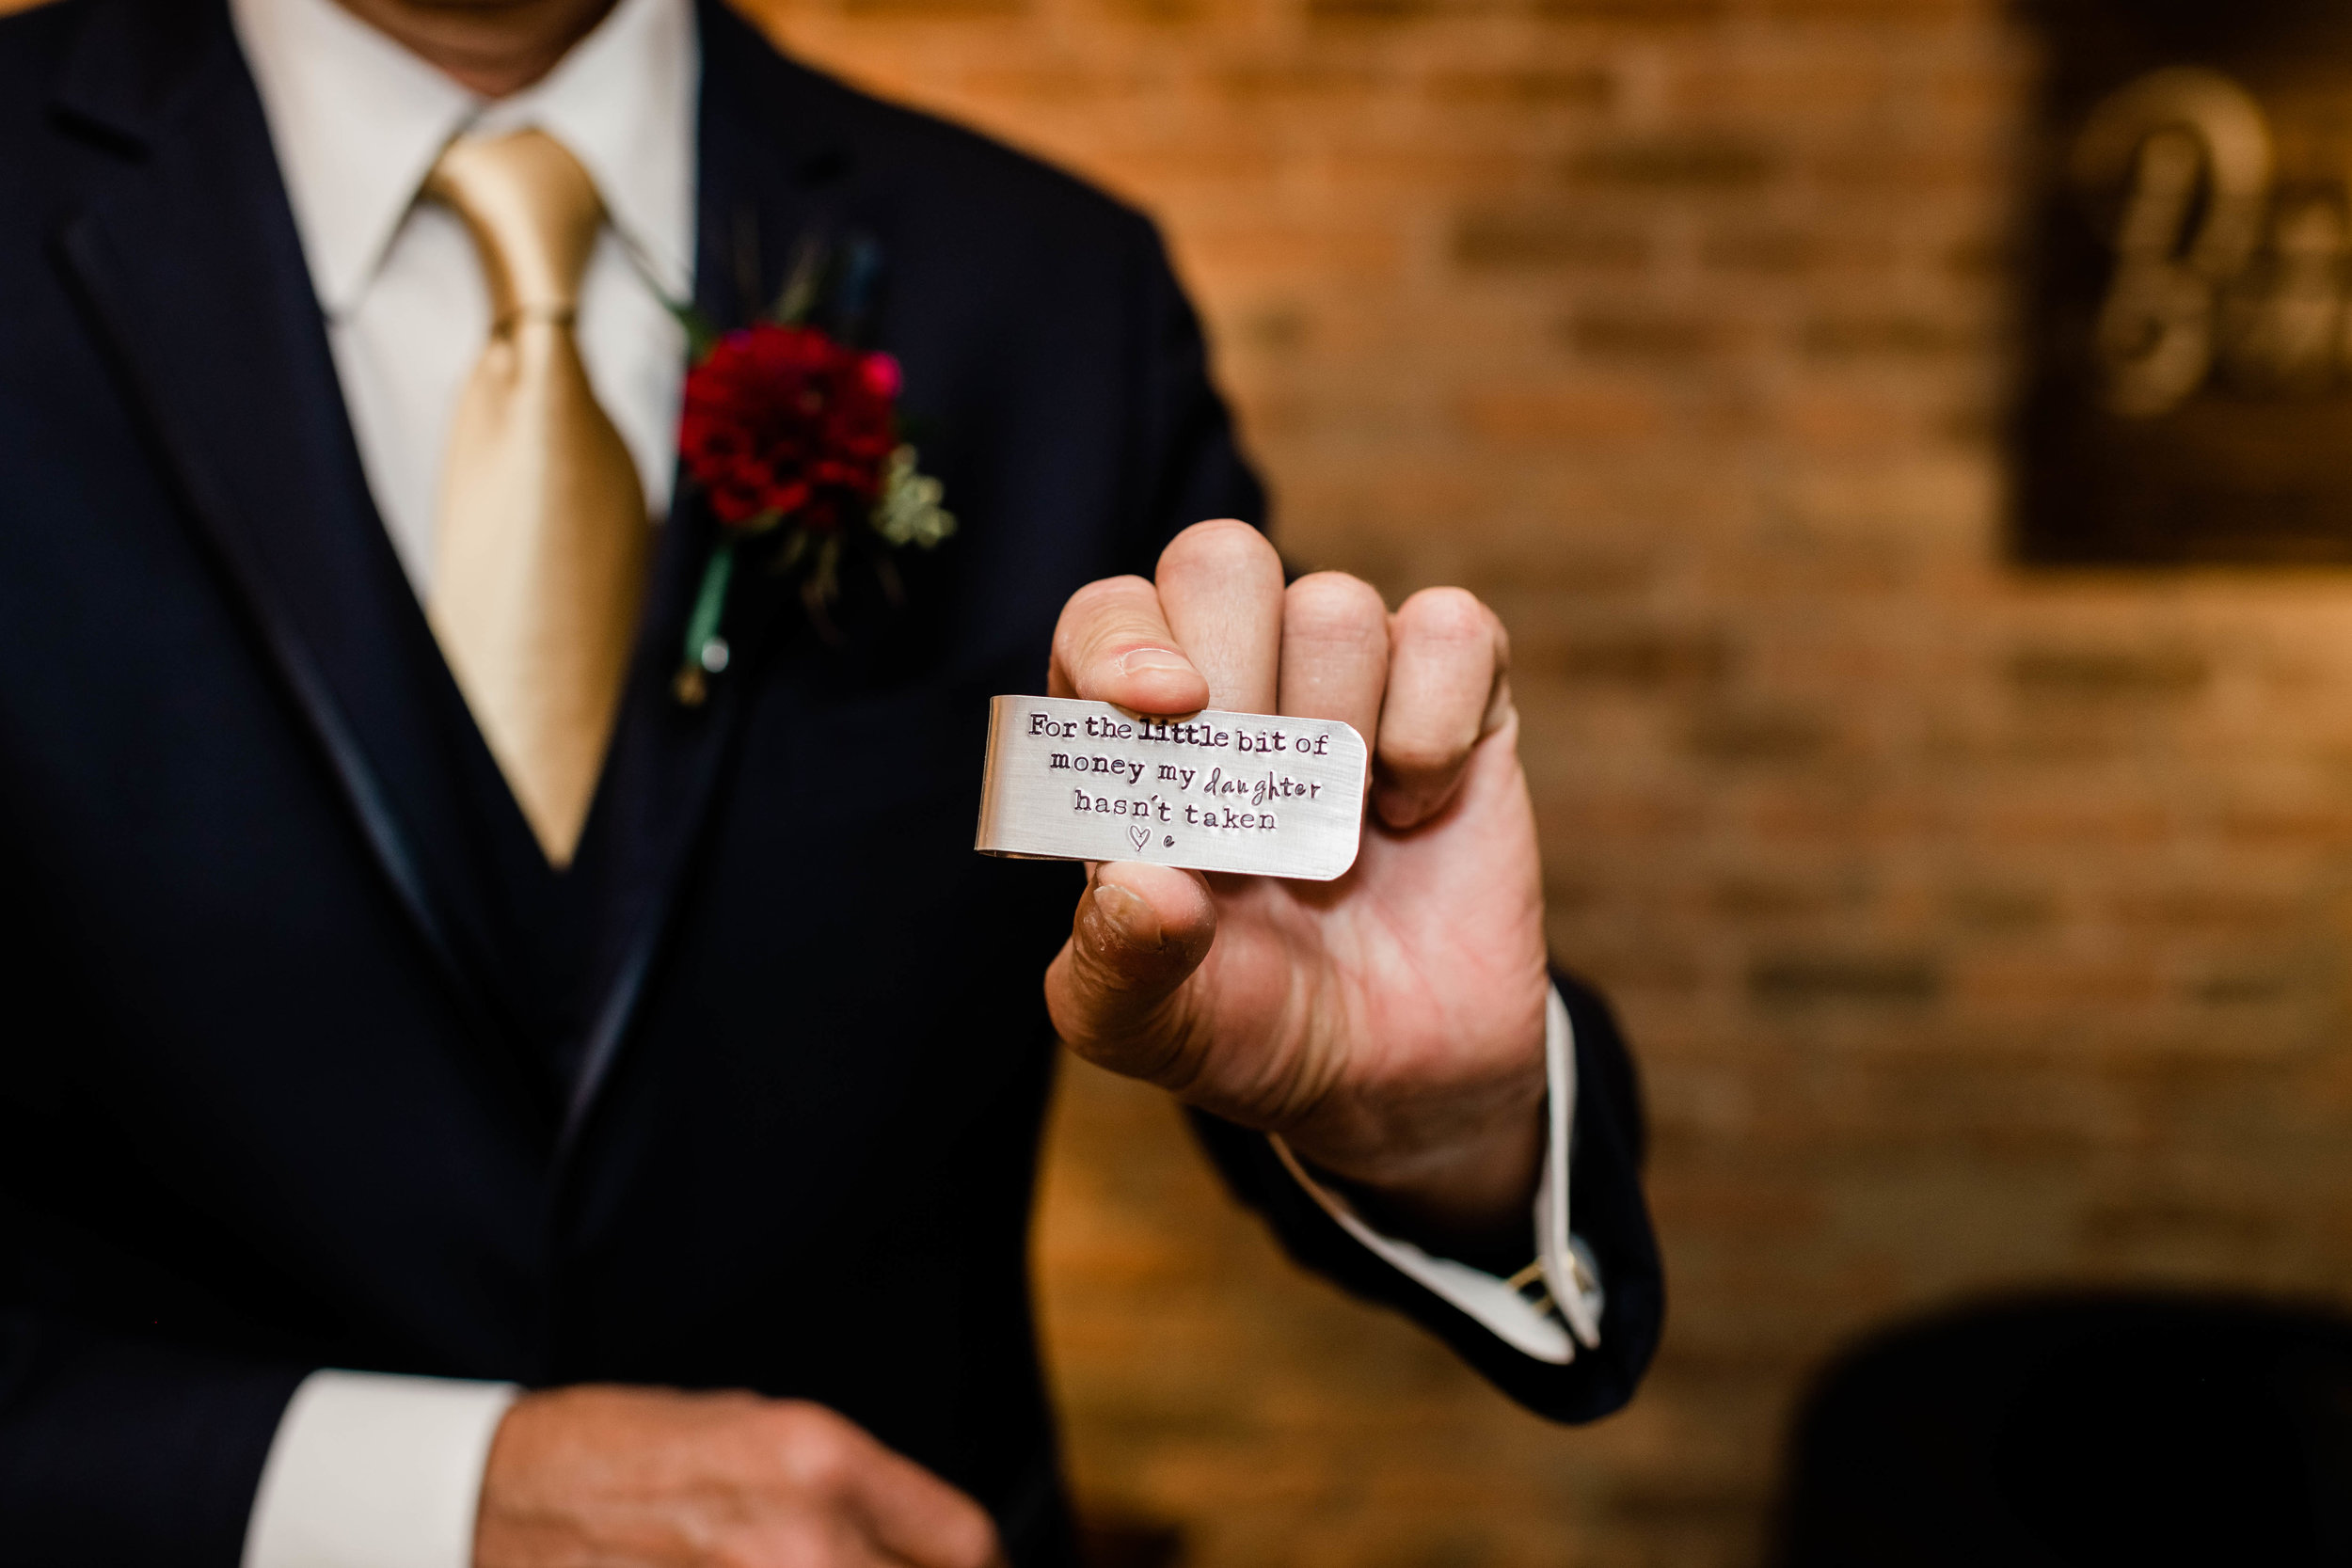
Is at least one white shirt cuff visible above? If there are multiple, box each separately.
[242,1369,520,1568]
[1270,982,1604,1364]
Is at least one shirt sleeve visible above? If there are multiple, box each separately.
[241,1369,519,1568]
[1268,982,1604,1365]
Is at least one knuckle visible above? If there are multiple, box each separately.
[1284,571,1387,640]
[795,1437,852,1495]
[1394,585,1488,645]
[1055,576,1151,650]
[771,1405,855,1492]
[1159,516,1275,578]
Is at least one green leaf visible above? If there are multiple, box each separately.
[870,445,958,550]
[664,296,723,361]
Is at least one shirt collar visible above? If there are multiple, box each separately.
[230,0,698,316]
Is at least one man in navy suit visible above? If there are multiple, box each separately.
[0,0,1662,1560]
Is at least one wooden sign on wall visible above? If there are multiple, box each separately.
[2017,0,2352,564]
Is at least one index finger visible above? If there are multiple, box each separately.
[1048,575,1211,715]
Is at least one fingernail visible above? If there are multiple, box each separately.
[1089,875,1163,949]
[1114,648,1193,679]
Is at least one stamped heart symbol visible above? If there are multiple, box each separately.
[1126,824,1151,851]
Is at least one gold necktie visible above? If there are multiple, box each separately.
[426,130,649,868]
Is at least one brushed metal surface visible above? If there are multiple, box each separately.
[975,696,1368,880]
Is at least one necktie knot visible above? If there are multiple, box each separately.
[426,129,605,326]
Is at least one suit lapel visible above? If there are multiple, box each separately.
[556,0,857,1153]
[50,0,527,1080]
[48,0,856,1151]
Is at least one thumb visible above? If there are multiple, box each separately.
[1045,862,1217,1086]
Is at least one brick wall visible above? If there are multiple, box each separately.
[25,0,2352,1556]
[732,0,2352,1562]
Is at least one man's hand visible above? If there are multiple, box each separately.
[473,1386,1004,1568]
[1045,519,1551,1248]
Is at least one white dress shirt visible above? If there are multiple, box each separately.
[231,0,692,596]
[228,0,1602,1561]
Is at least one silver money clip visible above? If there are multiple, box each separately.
[975,696,1369,880]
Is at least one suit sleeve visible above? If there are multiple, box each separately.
[0,826,307,1567]
[1188,974,1663,1423]
[0,1245,307,1566]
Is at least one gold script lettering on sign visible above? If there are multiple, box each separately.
[2074,67,2273,417]
[2075,65,2352,418]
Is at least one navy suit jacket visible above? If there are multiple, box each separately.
[0,0,1663,1561]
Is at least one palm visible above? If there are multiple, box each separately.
[1171,719,1548,1149]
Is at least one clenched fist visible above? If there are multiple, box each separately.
[1045,519,1552,1246]
[473,1386,1003,1568]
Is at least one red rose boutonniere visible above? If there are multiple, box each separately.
[662,257,954,705]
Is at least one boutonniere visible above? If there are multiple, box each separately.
[660,245,955,706]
